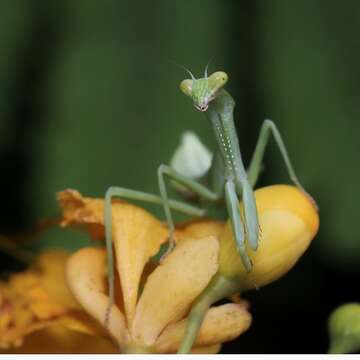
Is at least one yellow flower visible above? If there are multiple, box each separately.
[0,184,318,353]
[59,190,251,353]
[0,250,116,353]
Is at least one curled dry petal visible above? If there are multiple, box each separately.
[155,303,251,352]
[58,189,105,240]
[132,236,219,347]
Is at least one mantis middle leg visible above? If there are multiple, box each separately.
[157,164,221,253]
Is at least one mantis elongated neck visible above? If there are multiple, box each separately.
[207,89,247,187]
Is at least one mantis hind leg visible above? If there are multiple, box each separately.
[104,186,207,328]
[157,164,220,255]
[247,119,304,189]
[247,119,317,209]
[240,118,309,254]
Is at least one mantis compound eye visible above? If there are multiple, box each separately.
[179,79,193,97]
[208,71,228,92]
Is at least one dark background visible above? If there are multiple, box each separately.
[1,0,360,353]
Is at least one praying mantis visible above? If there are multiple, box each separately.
[104,68,307,348]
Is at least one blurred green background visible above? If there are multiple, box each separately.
[1,0,360,353]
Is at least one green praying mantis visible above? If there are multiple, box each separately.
[104,68,307,352]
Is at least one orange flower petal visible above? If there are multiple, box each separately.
[13,308,33,328]
[132,236,219,347]
[0,313,12,333]
[66,247,129,348]
[0,249,118,351]
[155,303,251,352]
[4,325,118,354]
[29,302,65,320]
[35,250,80,309]
[0,252,75,349]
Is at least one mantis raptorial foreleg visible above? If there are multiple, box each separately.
[157,164,220,253]
[240,177,260,252]
[224,179,251,270]
[104,186,206,326]
[247,119,303,189]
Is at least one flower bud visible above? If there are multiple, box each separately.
[170,131,212,196]
[218,185,319,290]
[328,303,360,354]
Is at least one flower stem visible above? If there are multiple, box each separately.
[177,272,240,354]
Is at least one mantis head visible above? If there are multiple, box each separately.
[180,70,228,112]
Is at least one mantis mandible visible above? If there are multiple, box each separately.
[103,68,305,327]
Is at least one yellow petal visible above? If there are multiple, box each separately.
[132,236,219,347]
[219,185,319,289]
[58,189,169,325]
[66,247,129,347]
[155,303,251,352]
